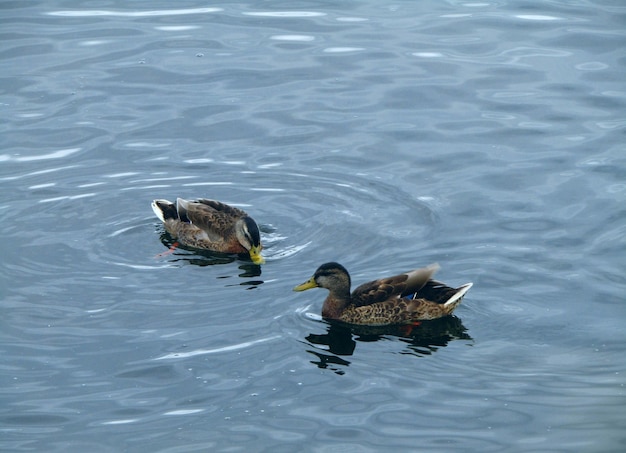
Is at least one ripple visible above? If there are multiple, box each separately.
[323,47,366,53]
[2,414,70,425]
[270,35,315,42]
[47,8,223,17]
[242,12,326,18]
[154,335,282,360]
[515,14,562,21]
[0,147,81,163]
[123,167,439,273]
[575,61,609,71]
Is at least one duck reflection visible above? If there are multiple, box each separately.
[305,316,472,374]
[156,230,263,287]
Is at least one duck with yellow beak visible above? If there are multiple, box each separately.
[151,197,264,264]
[294,262,471,326]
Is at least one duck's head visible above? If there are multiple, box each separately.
[293,262,351,294]
[235,216,264,265]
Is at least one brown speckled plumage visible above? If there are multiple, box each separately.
[294,262,472,326]
[151,197,264,264]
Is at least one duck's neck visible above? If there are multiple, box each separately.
[321,290,351,320]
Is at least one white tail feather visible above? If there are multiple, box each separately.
[444,282,473,307]
[151,199,171,222]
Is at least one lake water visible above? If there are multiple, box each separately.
[1,1,625,452]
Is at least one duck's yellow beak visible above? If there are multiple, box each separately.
[249,245,265,265]
[293,276,317,292]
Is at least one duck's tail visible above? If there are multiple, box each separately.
[151,199,178,222]
[443,282,473,313]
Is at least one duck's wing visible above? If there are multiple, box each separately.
[195,198,248,218]
[351,264,440,307]
[176,198,239,241]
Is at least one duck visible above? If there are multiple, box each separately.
[151,197,264,264]
[293,262,472,326]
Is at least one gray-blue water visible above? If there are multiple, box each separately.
[1,1,625,452]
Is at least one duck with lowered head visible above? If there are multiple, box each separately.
[151,197,264,264]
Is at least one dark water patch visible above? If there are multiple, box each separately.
[116,364,180,381]
[1,414,69,426]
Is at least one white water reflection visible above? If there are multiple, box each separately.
[242,12,326,18]
[47,8,223,17]
[154,335,282,360]
[0,148,81,162]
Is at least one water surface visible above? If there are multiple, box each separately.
[1,1,625,452]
